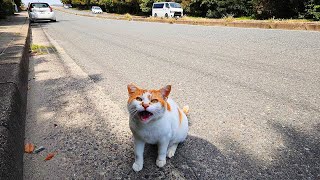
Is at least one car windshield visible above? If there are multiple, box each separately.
[169,3,181,8]
[31,3,49,8]
[153,4,164,8]
[94,7,101,10]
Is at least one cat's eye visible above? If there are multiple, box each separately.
[136,97,142,101]
[151,99,158,103]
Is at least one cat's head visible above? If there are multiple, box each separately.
[127,83,171,123]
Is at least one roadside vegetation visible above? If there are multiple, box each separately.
[31,44,56,55]
[0,0,22,19]
[61,0,320,21]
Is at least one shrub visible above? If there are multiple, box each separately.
[0,0,15,18]
[305,0,320,20]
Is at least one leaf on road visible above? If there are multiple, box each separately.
[45,152,56,161]
[25,143,35,153]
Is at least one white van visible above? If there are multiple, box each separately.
[152,2,183,18]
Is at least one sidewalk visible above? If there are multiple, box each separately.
[24,22,134,179]
[0,12,30,179]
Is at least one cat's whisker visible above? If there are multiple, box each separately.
[129,108,137,113]
[130,111,138,116]
[129,108,139,116]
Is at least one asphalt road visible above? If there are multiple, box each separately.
[25,10,320,179]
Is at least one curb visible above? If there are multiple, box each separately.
[55,8,320,32]
[0,15,31,179]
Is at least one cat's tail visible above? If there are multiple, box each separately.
[182,105,189,115]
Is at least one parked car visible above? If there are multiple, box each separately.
[28,2,56,23]
[152,2,183,18]
[64,4,72,9]
[91,6,103,14]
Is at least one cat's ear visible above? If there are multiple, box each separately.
[160,85,171,99]
[127,83,139,95]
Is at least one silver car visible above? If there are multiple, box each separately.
[28,2,56,23]
[91,6,103,14]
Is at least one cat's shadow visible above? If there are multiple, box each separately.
[130,122,320,179]
[134,135,223,179]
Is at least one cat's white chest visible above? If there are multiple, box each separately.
[130,118,172,144]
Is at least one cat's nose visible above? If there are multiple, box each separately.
[142,103,149,109]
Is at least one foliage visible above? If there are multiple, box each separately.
[61,0,72,4]
[252,0,307,19]
[0,0,15,18]
[305,0,320,20]
[139,0,154,13]
[188,0,251,18]
[62,0,320,20]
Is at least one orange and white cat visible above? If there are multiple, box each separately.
[127,84,189,172]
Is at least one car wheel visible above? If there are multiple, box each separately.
[154,13,157,17]
[165,13,168,18]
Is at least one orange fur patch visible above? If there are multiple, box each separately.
[182,105,189,115]
[178,108,183,125]
[149,89,171,111]
[128,88,147,103]
[167,103,171,111]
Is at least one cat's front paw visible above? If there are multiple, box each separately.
[132,162,143,172]
[156,159,166,168]
[167,149,175,158]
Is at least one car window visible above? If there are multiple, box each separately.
[31,3,49,8]
[153,3,164,9]
[165,3,169,8]
[169,3,181,8]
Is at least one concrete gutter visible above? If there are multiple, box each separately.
[55,7,320,32]
[0,12,30,179]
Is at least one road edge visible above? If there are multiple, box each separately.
[54,8,320,32]
[0,14,31,179]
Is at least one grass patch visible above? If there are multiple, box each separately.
[235,16,254,20]
[222,14,235,22]
[124,13,133,21]
[31,44,55,55]
[31,44,46,51]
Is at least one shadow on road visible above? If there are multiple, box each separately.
[24,53,320,179]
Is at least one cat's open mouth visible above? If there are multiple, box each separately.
[139,111,153,121]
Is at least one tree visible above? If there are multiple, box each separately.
[180,0,192,14]
[252,0,308,19]
[61,0,72,4]
[139,0,155,14]
[99,0,114,12]
[305,0,320,20]
[189,0,251,18]
[0,0,15,17]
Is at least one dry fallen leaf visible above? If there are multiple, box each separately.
[45,152,55,161]
[25,143,35,153]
